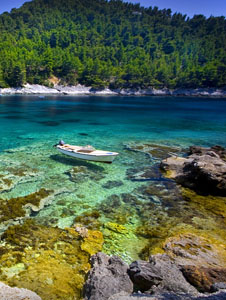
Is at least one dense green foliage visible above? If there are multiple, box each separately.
[0,0,225,88]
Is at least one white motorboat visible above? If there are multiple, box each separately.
[56,143,119,163]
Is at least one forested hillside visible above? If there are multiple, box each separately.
[0,0,225,89]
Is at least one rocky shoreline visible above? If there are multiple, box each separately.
[82,250,226,300]
[0,83,226,97]
[0,145,226,299]
[82,145,226,300]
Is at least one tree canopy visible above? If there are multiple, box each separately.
[0,0,225,89]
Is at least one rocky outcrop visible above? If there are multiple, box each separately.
[0,281,41,300]
[84,230,226,299]
[83,252,133,300]
[161,145,226,196]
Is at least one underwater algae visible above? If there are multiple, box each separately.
[0,220,103,300]
[0,189,53,223]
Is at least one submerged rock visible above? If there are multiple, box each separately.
[127,165,164,182]
[66,165,105,183]
[125,142,181,160]
[102,180,123,189]
[83,252,133,300]
[161,145,226,196]
[0,164,40,193]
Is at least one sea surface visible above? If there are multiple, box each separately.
[0,95,226,261]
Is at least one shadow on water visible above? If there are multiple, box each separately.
[37,121,60,126]
[4,115,26,120]
[60,119,82,123]
[50,154,105,172]
[79,133,89,136]
[88,122,109,126]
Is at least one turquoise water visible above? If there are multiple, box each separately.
[0,95,226,261]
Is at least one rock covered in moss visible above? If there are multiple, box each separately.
[83,252,133,300]
[163,234,226,269]
[181,265,226,293]
[161,234,226,293]
[0,281,42,300]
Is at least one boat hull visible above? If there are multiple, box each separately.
[57,148,118,163]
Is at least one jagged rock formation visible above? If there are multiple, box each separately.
[83,252,133,300]
[161,145,226,196]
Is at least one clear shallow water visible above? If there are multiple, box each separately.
[0,95,226,261]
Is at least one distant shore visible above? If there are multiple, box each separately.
[0,83,225,97]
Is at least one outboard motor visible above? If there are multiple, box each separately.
[59,140,65,145]
[53,140,65,147]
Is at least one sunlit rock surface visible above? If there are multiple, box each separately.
[83,252,133,300]
[161,145,226,196]
[0,282,41,300]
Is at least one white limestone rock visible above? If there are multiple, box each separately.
[0,282,42,300]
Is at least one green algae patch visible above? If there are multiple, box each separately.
[138,221,226,261]
[182,188,226,220]
[0,176,14,191]
[0,220,104,300]
[0,188,53,222]
[105,222,129,234]
[7,166,39,177]
[74,210,101,230]
[80,230,104,256]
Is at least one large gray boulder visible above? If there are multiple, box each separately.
[128,255,199,296]
[128,260,163,292]
[83,252,133,300]
[161,146,226,196]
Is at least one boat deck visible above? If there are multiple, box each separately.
[58,145,117,156]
